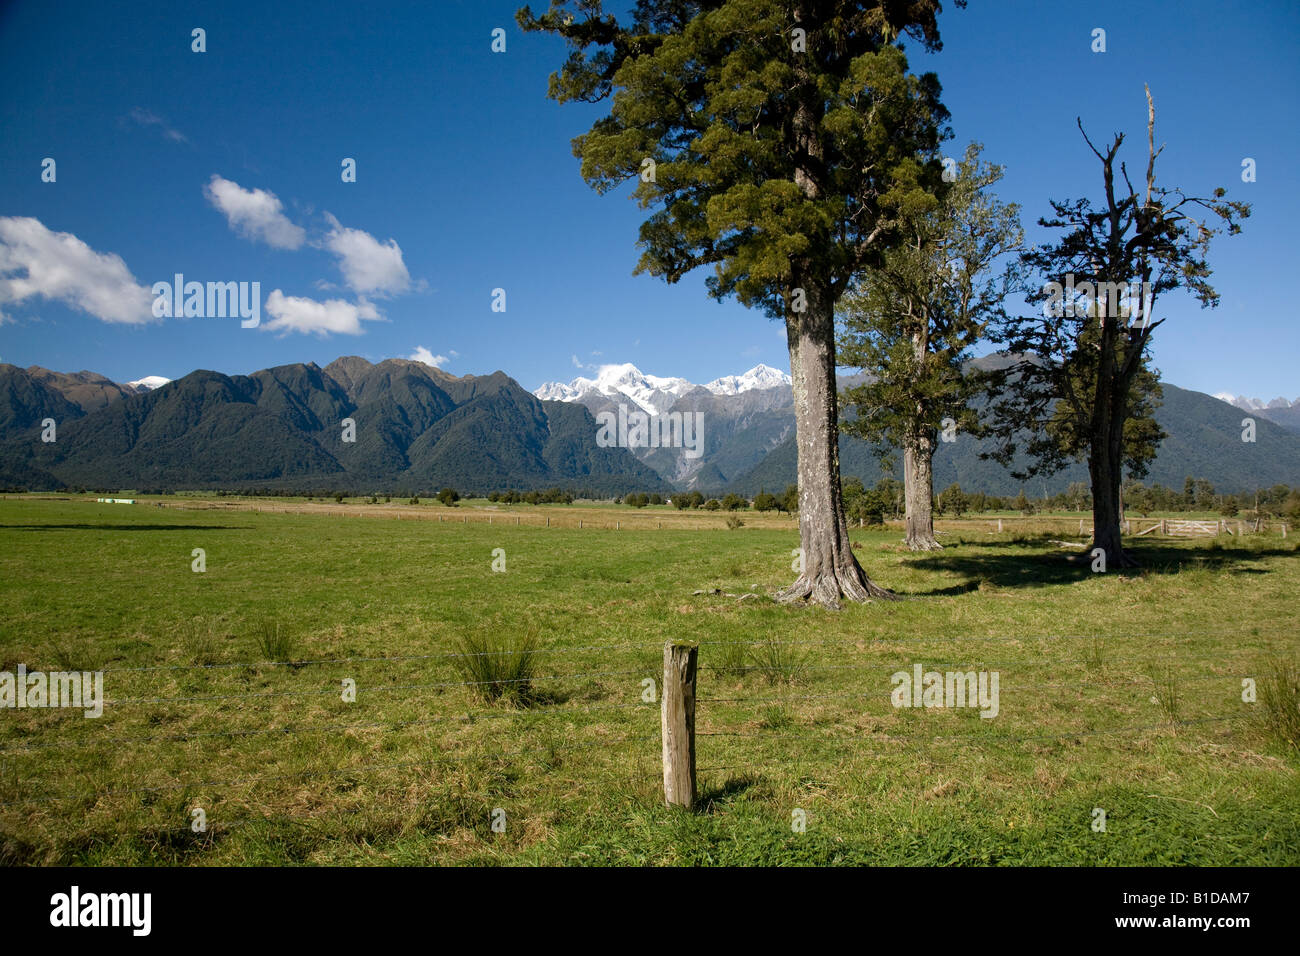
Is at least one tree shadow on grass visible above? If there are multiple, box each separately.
[894,541,1293,596]
[0,523,252,532]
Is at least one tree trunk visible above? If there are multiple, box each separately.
[903,430,941,551]
[777,291,894,609]
[1089,406,1137,568]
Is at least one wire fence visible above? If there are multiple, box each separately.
[0,633,1272,838]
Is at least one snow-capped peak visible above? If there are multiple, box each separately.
[536,363,696,414]
[126,375,170,391]
[704,364,792,396]
[535,362,791,413]
[1214,393,1298,411]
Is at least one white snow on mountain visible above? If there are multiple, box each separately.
[704,363,792,395]
[535,362,791,413]
[126,375,171,391]
[1214,393,1298,411]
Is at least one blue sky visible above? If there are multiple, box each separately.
[0,0,1296,399]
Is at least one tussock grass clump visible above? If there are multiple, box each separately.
[45,635,102,672]
[1145,664,1181,724]
[179,617,222,665]
[749,640,808,685]
[1254,656,1300,755]
[452,629,541,704]
[758,705,794,730]
[251,619,294,663]
[709,640,750,680]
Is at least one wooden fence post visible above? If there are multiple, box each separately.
[997,518,1002,533]
[662,641,698,809]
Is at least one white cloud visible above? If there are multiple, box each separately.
[0,216,154,324]
[323,214,410,295]
[262,290,380,336]
[203,175,306,250]
[408,346,449,367]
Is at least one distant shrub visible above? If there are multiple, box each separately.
[725,515,745,530]
[409,496,420,505]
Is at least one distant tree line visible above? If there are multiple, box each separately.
[20,477,1298,527]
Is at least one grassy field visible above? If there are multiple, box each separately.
[0,494,1296,866]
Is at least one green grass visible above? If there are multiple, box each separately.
[0,496,1296,866]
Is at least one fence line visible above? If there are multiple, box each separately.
[100,668,650,707]
[3,631,1273,827]
[4,654,1254,714]
[0,733,657,808]
[661,637,1259,809]
[699,672,1240,704]
[73,629,1286,678]
[100,640,665,674]
[12,632,1279,686]
[0,700,656,754]
[697,714,1242,746]
[699,652,1252,676]
[697,630,1293,648]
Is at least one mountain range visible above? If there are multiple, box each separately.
[534,363,795,486]
[1213,393,1300,436]
[0,358,668,495]
[1,357,1297,497]
[535,362,1300,496]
